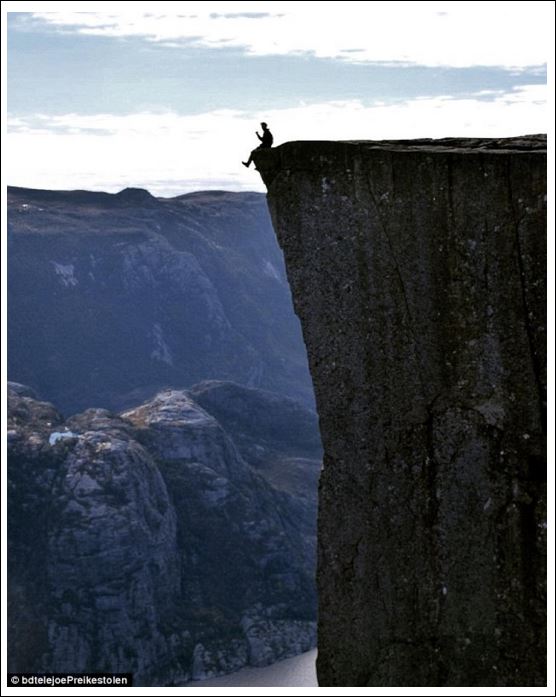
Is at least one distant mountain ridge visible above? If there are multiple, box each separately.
[8,186,314,415]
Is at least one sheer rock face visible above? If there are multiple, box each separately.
[254,137,546,687]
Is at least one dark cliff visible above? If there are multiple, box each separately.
[254,136,546,686]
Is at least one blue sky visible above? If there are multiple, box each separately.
[6,1,552,194]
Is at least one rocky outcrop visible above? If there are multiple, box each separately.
[8,383,319,684]
[189,380,322,565]
[254,136,547,686]
[8,188,314,414]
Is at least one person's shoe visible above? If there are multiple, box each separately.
[242,161,249,167]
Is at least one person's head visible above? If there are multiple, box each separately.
[261,122,268,130]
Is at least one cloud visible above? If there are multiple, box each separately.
[7,85,547,196]
[25,1,552,68]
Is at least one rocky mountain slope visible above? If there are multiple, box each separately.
[254,136,546,686]
[8,381,321,684]
[8,187,314,415]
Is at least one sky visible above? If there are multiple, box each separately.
[5,0,553,195]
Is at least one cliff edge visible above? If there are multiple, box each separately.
[254,136,546,686]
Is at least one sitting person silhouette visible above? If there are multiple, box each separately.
[242,122,273,167]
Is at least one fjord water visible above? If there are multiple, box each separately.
[188,649,318,687]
